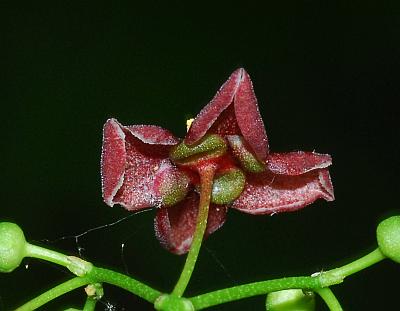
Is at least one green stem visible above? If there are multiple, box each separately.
[172,165,216,297]
[82,283,103,311]
[189,276,320,310]
[319,248,385,286]
[26,243,73,269]
[16,276,91,311]
[25,243,93,276]
[315,288,343,311]
[15,266,162,310]
[189,248,385,309]
[89,267,161,302]
[82,297,97,311]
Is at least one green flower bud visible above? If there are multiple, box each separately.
[211,168,246,205]
[377,216,400,263]
[266,289,315,311]
[170,134,227,166]
[0,222,27,273]
[85,283,104,299]
[154,294,194,311]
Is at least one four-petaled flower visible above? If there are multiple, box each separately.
[101,68,334,254]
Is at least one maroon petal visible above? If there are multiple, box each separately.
[101,118,178,211]
[154,192,228,255]
[232,169,334,215]
[124,125,179,145]
[185,68,242,145]
[267,151,332,175]
[101,119,127,206]
[234,69,269,161]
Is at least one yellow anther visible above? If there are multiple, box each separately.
[186,118,194,132]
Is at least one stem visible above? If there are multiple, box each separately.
[15,266,162,310]
[82,297,97,311]
[319,248,385,286]
[189,276,320,310]
[189,248,386,309]
[15,276,91,311]
[316,288,343,311]
[26,243,73,268]
[89,267,161,303]
[25,243,92,276]
[172,165,216,297]
[82,283,103,311]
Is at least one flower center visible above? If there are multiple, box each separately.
[169,134,227,168]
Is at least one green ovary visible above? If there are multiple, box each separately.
[211,168,246,205]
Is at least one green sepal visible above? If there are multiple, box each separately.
[211,168,246,205]
[227,135,265,173]
[159,170,190,207]
[170,134,227,165]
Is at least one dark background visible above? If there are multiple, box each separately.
[1,2,400,310]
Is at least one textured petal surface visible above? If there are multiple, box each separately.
[185,68,242,145]
[125,125,179,145]
[101,119,179,211]
[101,119,127,206]
[267,152,332,175]
[207,105,241,136]
[232,169,334,215]
[234,69,269,161]
[154,192,228,255]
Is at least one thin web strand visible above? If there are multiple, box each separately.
[40,209,151,256]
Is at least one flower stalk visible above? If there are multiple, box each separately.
[172,164,216,297]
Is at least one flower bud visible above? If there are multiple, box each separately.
[377,216,400,263]
[85,283,104,299]
[170,134,227,167]
[266,289,315,311]
[211,168,246,205]
[0,222,27,273]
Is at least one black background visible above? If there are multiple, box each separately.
[1,2,400,310]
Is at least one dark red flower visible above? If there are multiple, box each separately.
[101,68,334,254]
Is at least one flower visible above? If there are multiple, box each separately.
[101,68,334,254]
